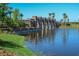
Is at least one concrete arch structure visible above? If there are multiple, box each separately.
[31,16,58,30]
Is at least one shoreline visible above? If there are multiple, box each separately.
[0,33,36,56]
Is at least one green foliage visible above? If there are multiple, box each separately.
[0,3,27,29]
[12,8,20,20]
[0,33,35,56]
[0,3,36,56]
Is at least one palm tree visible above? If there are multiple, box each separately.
[20,13,23,20]
[60,19,63,23]
[0,3,9,23]
[63,13,68,27]
[60,19,63,26]
[12,8,20,20]
[49,13,52,20]
[0,3,10,28]
[12,8,20,27]
[8,7,13,20]
[51,13,55,20]
[52,13,56,28]
[12,8,26,28]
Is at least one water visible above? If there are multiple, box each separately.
[24,28,79,56]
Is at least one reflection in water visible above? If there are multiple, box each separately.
[25,29,79,56]
[62,29,69,46]
[26,28,69,46]
[26,29,56,45]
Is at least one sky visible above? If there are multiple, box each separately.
[9,3,79,22]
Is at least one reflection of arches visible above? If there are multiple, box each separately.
[47,29,56,45]
[26,29,56,45]
[63,29,69,46]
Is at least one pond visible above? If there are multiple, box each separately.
[24,28,79,56]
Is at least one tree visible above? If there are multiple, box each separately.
[49,13,52,20]
[51,13,55,20]
[0,3,9,23]
[0,3,26,30]
[7,7,13,20]
[20,13,23,20]
[63,13,68,27]
[11,8,20,27]
[12,8,20,21]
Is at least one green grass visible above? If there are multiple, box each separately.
[0,33,24,46]
[0,33,36,56]
[60,22,79,28]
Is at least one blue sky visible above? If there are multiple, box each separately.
[9,3,79,22]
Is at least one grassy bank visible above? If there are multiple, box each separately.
[59,22,79,28]
[0,33,35,56]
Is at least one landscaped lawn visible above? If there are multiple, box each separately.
[0,33,36,56]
